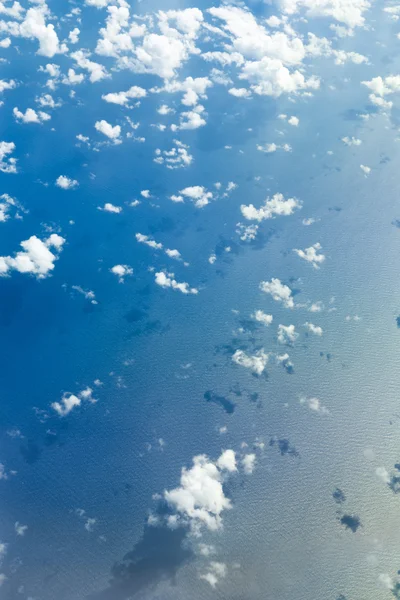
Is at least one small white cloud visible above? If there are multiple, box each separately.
[155,271,198,295]
[13,107,50,124]
[0,233,65,278]
[154,140,193,170]
[241,193,301,222]
[98,203,122,213]
[242,453,256,474]
[176,186,213,208]
[95,119,121,142]
[110,264,133,283]
[260,278,294,308]
[303,322,323,336]
[300,396,329,415]
[56,175,78,190]
[341,136,362,146]
[294,242,325,269]
[15,522,28,536]
[232,349,269,375]
[277,324,298,345]
[252,310,273,326]
[102,85,147,106]
[360,164,371,175]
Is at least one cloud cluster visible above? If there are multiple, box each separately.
[0,233,65,278]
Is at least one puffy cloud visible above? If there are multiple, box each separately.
[257,142,291,153]
[136,233,163,250]
[242,453,256,474]
[277,324,298,345]
[293,242,325,269]
[154,140,193,169]
[232,349,269,375]
[102,85,146,105]
[13,107,50,124]
[0,78,16,93]
[200,562,227,587]
[236,222,259,241]
[110,264,133,282]
[360,164,370,175]
[375,466,390,484]
[216,449,237,472]
[300,396,329,414]
[241,193,301,221]
[342,136,362,146]
[0,233,65,278]
[171,104,207,130]
[98,202,122,213]
[0,193,24,222]
[277,0,371,29]
[56,175,78,190]
[260,278,294,308]
[0,140,17,173]
[378,574,394,590]
[252,309,273,326]
[51,387,97,417]
[163,451,235,534]
[155,271,198,295]
[70,50,109,83]
[6,5,68,57]
[69,27,80,44]
[303,322,323,336]
[173,186,213,208]
[95,119,121,141]
[36,93,61,109]
[15,522,28,536]
[362,75,400,109]
[62,68,85,86]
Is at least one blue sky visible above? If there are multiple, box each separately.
[1,0,400,599]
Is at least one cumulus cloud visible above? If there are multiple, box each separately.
[260,278,294,308]
[110,264,133,282]
[341,136,362,146]
[163,450,236,535]
[232,349,269,375]
[299,395,329,414]
[241,193,301,221]
[51,387,97,417]
[362,75,400,109]
[172,186,213,208]
[277,0,370,29]
[200,562,227,587]
[155,271,198,294]
[0,141,17,173]
[277,324,298,345]
[242,453,256,474]
[293,242,325,268]
[303,322,323,335]
[0,193,24,222]
[98,202,122,213]
[102,85,146,105]
[95,119,121,142]
[13,107,50,124]
[0,233,65,278]
[71,50,109,83]
[56,175,78,189]
[154,140,193,169]
[252,310,273,326]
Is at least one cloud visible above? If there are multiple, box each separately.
[95,119,121,141]
[256,142,292,153]
[362,75,400,109]
[110,264,133,282]
[13,107,50,123]
[277,324,298,345]
[51,387,97,417]
[0,233,65,278]
[155,271,198,295]
[163,451,236,535]
[154,140,193,169]
[293,242,325,268]
[102,85,147,105]
[232,349,269,375]
[260,278,294,308]
[242,453,256,474]
[71,50,109,83]
[360,164,370,175]
[277,0,370,29]
[56,175,78,189]
[300,395,329,414]
[173,186,213,208]
[0,141,17,173]
[98,203,122,213]
[15,522,28,536]
[252,310,273,326]
[0,78,16,93]
[303,322,323,335]
[136,233,163,250]
[241,193,301,221]
[0,193,25,222]
[10,5,67,57]
[199,562,227,587]
[341,136,361,146]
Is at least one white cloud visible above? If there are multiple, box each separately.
[375,466,390,484]
[303,322,323,335]
[288,115,299,126]
[12,5,67,57]
[242,453,256,474]
[277,0,370,29]
[232,349,269,375]
[378,574,394,590]
[277,324,298,344]
[228,87,252,98]
[163,451,235,535]
[110,264,133,282]
[0,193,24,222]
[294,242,325,269]
[102,85,146,105]
[0,79,16,93]
[136,233,163,250]
[200,562,227,587]
[360,164,371,175]
[362,75,400,110]
[62,68,85,86]
[71,50,109,83]
[175,186,213,208]
[56,175,78,190]
[154,140,193,169]
[95,119,121,141]
[260,278,294,308]
[15,522,28,536]
[98,202,122,213]
[171,104,207,131]
[155,271,198,295]
[0,141,17,173]
[300,395,329,414]
[241,193,301,221]
[341,136,362,146]
[0,233,65,278]
[216,449,237,472]
[252,309,273,326]
[13,107,50,124]
[69,27,80,44]
[51,387,97,417]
